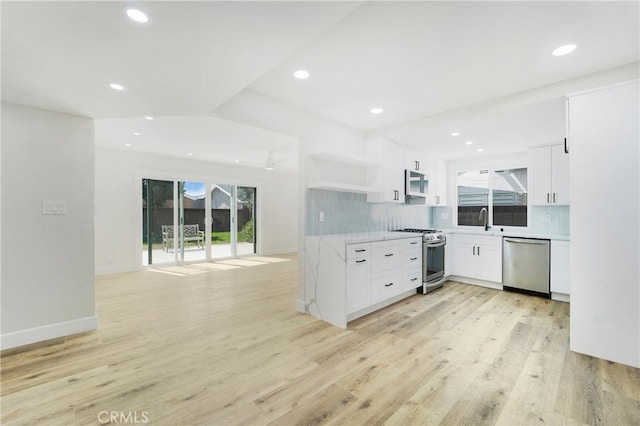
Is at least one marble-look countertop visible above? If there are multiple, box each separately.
[440,228,570,241]
[306,231,420,244]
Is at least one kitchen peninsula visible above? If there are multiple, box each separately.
[303,232,422,328]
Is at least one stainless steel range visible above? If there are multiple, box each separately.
[397,228,446,294]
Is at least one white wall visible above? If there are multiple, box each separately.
[1,102,96,350]
[95,147,298,274]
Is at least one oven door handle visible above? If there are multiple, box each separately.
[425,240,445,248]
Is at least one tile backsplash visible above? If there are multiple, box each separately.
[430,205,570,236]
[306,190,569,237]
[305,189,430,235]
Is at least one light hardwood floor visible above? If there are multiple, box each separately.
[2,253,639,425]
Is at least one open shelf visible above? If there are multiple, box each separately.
[309,152,380,167]
[307,181,377,194]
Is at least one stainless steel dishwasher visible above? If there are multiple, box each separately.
[502,237,550,296]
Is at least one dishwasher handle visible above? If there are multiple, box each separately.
[504,237,549,245]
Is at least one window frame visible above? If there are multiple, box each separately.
[453,160,530,232]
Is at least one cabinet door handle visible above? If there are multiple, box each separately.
[355,249,366,252]
[547,193,550,203]
[410,257,418,261]
[478,246,480,256]
[384,253,394,257]
[436,195,440,204]
[553,193,556,203]
[384,282,394,287]
[415,160,420,171]
[564,137,569,154]
[394,190,399,201]
[410,241,419,245]
[410,277,419,281]
[355,259,367,264]
[473,246,476,255]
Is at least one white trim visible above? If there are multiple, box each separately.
[96,265,139,275]
[1,316,98,351]
[551,292,570,303]
[447,276,504,291]
[566,78,639,99]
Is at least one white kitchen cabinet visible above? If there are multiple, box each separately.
[428,157,448,206]
[367,137,405,203]
[404,147,426,173]
[452,234,502,283]
[346,243,372,314]
[568,80,639,367]
[530,144,569,205]
[550,240,569,302]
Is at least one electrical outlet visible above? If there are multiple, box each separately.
[319,211,325,223]
[542,214,552,223]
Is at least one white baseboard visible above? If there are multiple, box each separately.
[1,316,98,351]
[447,275,504,291]
[95,265,139,275]
[261,248,298,256]
[551,292,570,303]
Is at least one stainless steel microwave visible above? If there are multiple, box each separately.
[405,169,427,204]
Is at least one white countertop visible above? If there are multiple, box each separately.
[440,228,570,241]
[306,231,421,244]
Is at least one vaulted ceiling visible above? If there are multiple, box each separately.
[2,1,639,169]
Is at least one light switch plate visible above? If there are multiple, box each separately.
[319,211,325,223]
[42,200,67,215]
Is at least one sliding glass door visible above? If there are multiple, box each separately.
[178,181,207,263]
[142,178,257,265]
[142,179,175,266]
[237,186,256,256]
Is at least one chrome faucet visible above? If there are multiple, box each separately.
[479,207,489,231]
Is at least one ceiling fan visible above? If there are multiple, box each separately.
[242,149,287,171]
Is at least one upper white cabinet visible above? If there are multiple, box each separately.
[404,148,426,172]
[530,144,569,205]
[428,158,448,206]
[367,137,405,203]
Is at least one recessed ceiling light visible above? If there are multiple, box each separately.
[451,132,460,137]
[144,116,153,121]
[465,141,473,145]
[294,70,310,79]
[552,44,577,56]
[125,143,132,147]
[477,148,484,152]
[133,132,141,136]
[370,108,383,114]
[109,83,125,91]
[187,152,193,156]
[125,7,149,24]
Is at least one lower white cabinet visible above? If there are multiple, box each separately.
[346,244,372,314]
[550,240,570,301]
[452,235,502,283]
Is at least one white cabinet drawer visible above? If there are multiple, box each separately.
[347,243,371,259]
[372,242,402,272]
[372,270,404,303]
[403,267,422,291]
[403,237,422,250]
[404,248,422,269]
